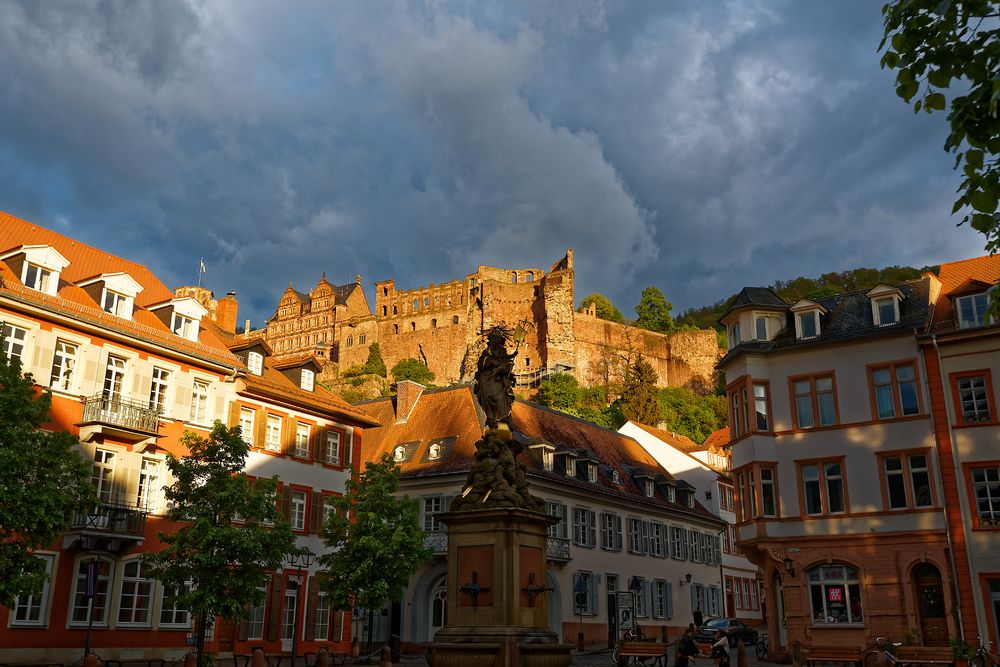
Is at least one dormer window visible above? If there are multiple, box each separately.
[103,290,128,316]
[644,479,655,497]
[728,322,741,348]
[575,459,597,483]
[565,455,575,476]
[791,299,827,340]
[667,485,676,503]
[394,445,406,462]
[428,443,442,460]
[956,292,991,329]
[755,316,768,341]
[78,272,144,320]
[1,245,70,297]
[300,368,315,391]
[867,284,904,327]
[171,313,196,339]
[543,450,553,471]
[247,351,263,375]
[611,470,621,485]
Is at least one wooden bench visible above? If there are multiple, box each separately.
[805,645,864,667]
[892,648,954,666]
[617,641,669,666]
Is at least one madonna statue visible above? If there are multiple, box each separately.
[474,326,519,430]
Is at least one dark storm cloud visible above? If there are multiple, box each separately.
[0,0,985,326]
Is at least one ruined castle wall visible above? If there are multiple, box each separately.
[377,317,469,385]
[573,314,720,392]
[477,278,547,378]
[336,317,381,369]
[541,266,575,371]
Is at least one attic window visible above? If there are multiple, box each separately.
[428,443,442,460]
[956,292,992,329]
[301,369,315,391]
[686,492,694,508]
[542,450,553,471]
[2,245,70,297]
[393,445,407,462]
[25,264,54,293]
[874,297,899,326]
[247,351,263,375]
[728,322,741,348]
[611,470,621,485]
[565,455,575,476]
[171,313,197,340]
[644,479,655,498]
[755,316,769,341]
[575,460,597,483]
[103,290,130,317]
[667,485,676,503]
[797,312,819,339]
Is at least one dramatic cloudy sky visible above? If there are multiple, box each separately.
[0,0,986,326]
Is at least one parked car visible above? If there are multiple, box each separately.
[695,618,759,647]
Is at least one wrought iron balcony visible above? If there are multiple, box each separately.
[79,394,160,438]
[424,530,447,555]
[65,501,147,553]
[546,536,571,562]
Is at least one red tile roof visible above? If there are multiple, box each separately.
[931,255,1000,328]
[703,427,731,450]
[0,211,240,368]
[356,386,719,519]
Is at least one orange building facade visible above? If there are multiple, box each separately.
[0,212,376,664]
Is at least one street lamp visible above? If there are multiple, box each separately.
[628,576,642,640]
[285,547,316,667]
[79,534,111,664]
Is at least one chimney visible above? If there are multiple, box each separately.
[216,291,239,334]
[395,380,425,423]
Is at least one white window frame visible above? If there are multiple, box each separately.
[117,559,155,626]
[266,415,282,452]
[956,293,992,329]
[103,355,127,402]
[301,368,315,391]
[728,322,741,348]
[189,379,209,424]
[50,339,79,391]
[12,553,55,626]
[872,296,900,327]
[102,289,131,318]
[149,367,170,414]
[572,507,596,547]
[158,581,193,628]
[290,490,307,531]
[547,501,568,540]
[136,457,161,512]
[423,496,444,532]
[314,590,330,641]
[652,579,671,619]
[627,517,645,555]
[600,512,622,552]
[23,262,54,294]
[92,448,117,504]
[325,431,341,465]
[2,323,29,364]
[70,557,114,626]
[239,408,255,446]
[247,580,268,640]
[294,423,311,458]
[796,311,820,339]
[247,351,263,375]
[171,312,197,340]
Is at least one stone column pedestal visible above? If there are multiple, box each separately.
[426,508,573,667]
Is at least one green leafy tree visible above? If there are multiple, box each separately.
[0,343,94,608]
[390,358,435,385]
[616,356,660,426]
[657,387,728,444]
[363,343,387,378]
[142,423,295,667]
[880,0,1000,251]
[320,454,431,628]
[536,373,582,412]
[577,293,625,323]
[634,286,677,334]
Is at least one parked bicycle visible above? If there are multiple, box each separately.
[756,632,768,661]
[972,635,997,667]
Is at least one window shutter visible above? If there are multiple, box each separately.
[666,582,674,619]
[314,427,326,463]
[227,400,241,428]
[311,491,324,533]
[640,521,649,555]
[304,576,319,641]
[588,510,596,547]
[590,573,600,615]
[690,585,697,615]
[282,419,294,455]
[255,409,267,450]
[643,579,650,617]
[266,577,283,641]
[281,485,292,521]
[680,530,688,560]
[714,536,722,564]
[334,611,346,642]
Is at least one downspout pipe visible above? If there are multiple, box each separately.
[930,333,966,640]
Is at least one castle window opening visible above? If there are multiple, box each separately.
[413,299,419,312]
[382,306,387,316]
[359,334,366,344]
[526,271,534,282]
[525,358,530,367]
[511,272,517,283]
[431,319,437,328]
[452,315,459,325]
[447,298,452,306]
[393,305,397,315]
[346,335,353,347]
[411,322,416,331]
[383,287,389,296]
[424,297,429,307]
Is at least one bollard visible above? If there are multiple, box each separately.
[250,647,267,667]
[83,652,101,667]
[379,644,392,667]
[737,640,748,667]
[314,648,330,667]
[351,638,361,659]
[183,652,197,667]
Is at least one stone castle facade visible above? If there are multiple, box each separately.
[241,251,720,393]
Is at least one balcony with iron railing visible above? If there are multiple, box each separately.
[78,394,160,441]
[65,500,148,552]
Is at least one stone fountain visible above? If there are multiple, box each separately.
[425,325,573,667]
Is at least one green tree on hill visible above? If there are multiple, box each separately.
[616,356,660,426]
[577,293,624,323]
[634,286,677,334]
[390,357,435,385]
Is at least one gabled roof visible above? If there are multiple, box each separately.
[627,420,702,453]
[271,353,323,371]
[703,427,731,450]
[930,255,1000,330]
[356,386,718,519]
[719,287,789,320]
[0,211,240,368]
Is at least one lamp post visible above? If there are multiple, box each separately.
[628,576,642,640]
[285,547,316,667]
[573,574,588,651]
[79,534,109,665]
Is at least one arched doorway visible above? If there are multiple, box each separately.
[428,578,447,640]
[913,563,948,645]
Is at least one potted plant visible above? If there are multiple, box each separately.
[951,638,972,667]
